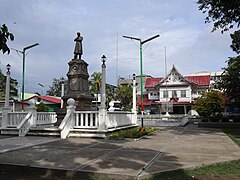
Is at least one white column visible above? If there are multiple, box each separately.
[100,57,106,108]
[184,105,187,115]
[132,73,137,124]
[98,55,107,131]
[61,83,65,108]
[27,99,37,127]
[189,86,192,103]
[2,64,11,128]
[132,73,137,114]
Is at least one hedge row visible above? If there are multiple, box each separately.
[202,115,240,123]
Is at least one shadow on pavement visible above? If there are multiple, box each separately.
[0,135,188,180]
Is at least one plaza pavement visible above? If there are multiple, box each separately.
[0,125,240,179]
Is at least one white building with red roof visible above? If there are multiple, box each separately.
[24,95,61,112]
[143,65,211,114]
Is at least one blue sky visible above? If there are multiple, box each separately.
[0,0,236,94]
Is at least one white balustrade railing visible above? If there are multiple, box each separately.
[106,111,133,129]
[36,112,57,126]
[7,112,28,127]
[17,112,33,136]
[74,111,98,129]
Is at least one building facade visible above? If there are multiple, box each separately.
[143,65,211,114]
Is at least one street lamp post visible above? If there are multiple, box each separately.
[19,43,39,110]
[37,83,45,96]
[123,34,160,128]
[4,64,11,107]
[101,55,106,109]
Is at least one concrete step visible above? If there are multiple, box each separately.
[69,129,106,138]
[69,124,138,138]
[28,126,60,137]
[0,127,19,135]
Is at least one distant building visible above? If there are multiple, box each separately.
[92,83,117,109]
[0,100,28,112]
[24,95,61,112]
[188,71,223,89]
[118,74,152,95]
[142,65,211,114]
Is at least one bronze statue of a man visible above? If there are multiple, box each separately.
[74,32,83,59]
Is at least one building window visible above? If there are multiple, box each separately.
[172,90,177,97]
[163,91,168,98]
[150,93,153,96]
[181,90,186,97]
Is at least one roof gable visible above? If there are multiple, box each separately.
[158,65,195,86]
[145,65,210,89]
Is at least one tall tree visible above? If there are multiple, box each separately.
[46,77,67,97]
[115,85,132,111]
[197,0,240,53]
[106,84,115,105]
[0,24,14,54]
[193,90,225,117]
[230,30,240,54]
[220,56,240,108]
[36,102,49,112]
[89,72,102,96]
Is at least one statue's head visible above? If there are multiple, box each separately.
[77,32,81,37]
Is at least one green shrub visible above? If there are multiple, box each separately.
[221,116,229,122]
[210,116,220,122]
[233,116,240,123]
[229,115,235,120]
[202,118,208,122]
[107,127,158,139]
[36,102,49,112]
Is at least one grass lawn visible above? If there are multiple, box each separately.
[147,127,240,180]
[222,128,240,146]
[147,160,240,180]
[106,126,159,139]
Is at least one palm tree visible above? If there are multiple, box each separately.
[89,72,102,109]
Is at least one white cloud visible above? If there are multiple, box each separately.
[0,0,236,94]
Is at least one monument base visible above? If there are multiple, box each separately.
[55,108,66,126]
[55,94,94,126]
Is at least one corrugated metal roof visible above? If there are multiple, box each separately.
[145,78,163,88]
[145,75,210,88]
[24,95,61,104]
[185,75,210,86]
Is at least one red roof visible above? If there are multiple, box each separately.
[25,95,61,104]
[145,78,163,88]
[185,75,210,86]
[38,96,61,104]
[145,75,210,88]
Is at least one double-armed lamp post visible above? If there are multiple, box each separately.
[19,43,39,110]
[123,34,160,127]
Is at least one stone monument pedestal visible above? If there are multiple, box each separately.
[55,59,94,125]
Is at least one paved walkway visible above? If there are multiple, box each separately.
[0,125,240,179]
